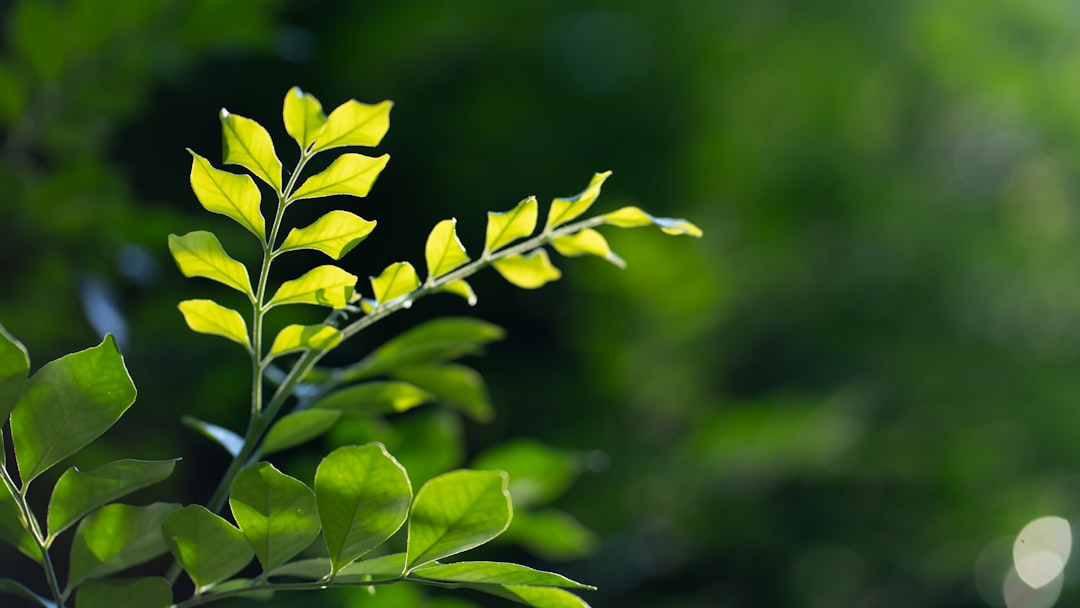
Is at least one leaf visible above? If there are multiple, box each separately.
[405,470,512,570]
[74,577,171,608]
[471,440,581,509]
[177,299,251,349]
[230,462,321,572]
[393,364,492,423]
[188,150,265,239]
[492,250,561,289]
[370,262,420,305]
[478,584,592,608]
[486,197,538,253]
[0,323,29,423]
[410,561,593,590]
[311,99,392,152]
[336,552,408,582]
[278,210,376,259]
[544,171,611,230]
[316,444,412,572]
[48,459,179,540]
[290,153,389,203]
[67,502,179,590]
[261,409,342,456]
[313,381,433,416]
[268,265,357,309]
[11,335,136,484]
[499,509,599,562]
[0,578,50,606]
[439,280,477,306]
[220,108,283,191]
[426,219,470,280]
[0,489,38,562]
[267,557,331,580]
[283,86,327,152]
[268,324,342,358]
[182,416,243,457]
[602,206,703,237]
[163,505,254,591]
[551,229,625,268]
[340,317,505,381]
[168,231,253,296]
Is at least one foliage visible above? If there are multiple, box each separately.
[0,87,699,607]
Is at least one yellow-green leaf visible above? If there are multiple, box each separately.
[485,197,537,253]
[602,206,703,237]
[168,231,252,296]
[545,171,612,230]
[177,300,251,349]
[311,99,393,153]
[268,324,342,358]
[551,229,625,268]
[290,153,389,203]
[439,280,477,306]
[220,109,283,191]
[268,265,357,309]
[278,210,376,259]
[492,250,561,289]
[188,150,265,239]
[283,86,327,152]
[371,262,420,305]
[426,219,470,280]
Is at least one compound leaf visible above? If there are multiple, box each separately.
[188,150,265,239]
[177,299,250,349]
[220,109,282,191]
[278,210,376,259]
[409,561,593,590]
[544,171,611,230]
[371,262,420,305]
[313,381,433,415]
[74,577,171,608]
[268,265,357,309]
[291,153,389,203]
[551,229,625,268]
[230,462,321,572]
[268,324,342,358]
[393,364,492,423]
[316,444,412,572]
[312,99,392,152]
[602,206,703,237]
[168,231,253,296]
[163,505,254,591]
[49,459,179,540]
[0,323,29,424]
[261,409,342,456]
[339,318,505,381]
[11,335,136,484]
[182,416,243,457]
[426,219,470,281]
[68,502,179,590]
[405,470,512,570]
[486,197,537,253]
[492,250,561,289]
[283,86,327,152]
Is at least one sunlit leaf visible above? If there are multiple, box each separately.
[11,335,136,484]
[277,210,376,259]
[312,381,433,415]
[0,490,38,562]
[283,86,326,152]
[338,317,505,381]
[163,505,254,591]
[438,280,477,306]
[426,219,470,280]
[290,153,389,203]
[74,577,171,608]
[188,150,265,239]
[268,265,357,309]
[311,99,392,152]
[220,108,282,191]
[486,197,537,253]
[261,410,342,456]
[492,250,561,289]
[499,508,599,562]
[405,470,512,570]
[602,206,703,237]
[177,299,250,349]
[370,262,420,305]
[0,578,49,606]
[393,364,492,423]
[49,459,179,540]
[182,416,243,457]
[168,231,253,296]
[477,584,592,608]
[316,444,412,572]
[268,324,342,358]
[0,323,29,423]
[410,561,593,589]
[230,462,321,572]
[67,502,179,590]
[544,171,611,230]
[551,229,625,268]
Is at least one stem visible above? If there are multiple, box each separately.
[0,455,64,606]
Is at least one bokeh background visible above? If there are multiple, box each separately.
[3,1,1080,606]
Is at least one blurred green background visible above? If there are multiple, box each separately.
[4,0,1080,606]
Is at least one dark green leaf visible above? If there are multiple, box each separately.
[0,323,29,422]
[499,509,599,562]
[393,364,493,423]
[410,561,593,589]
[182,416,243,457]
[339,318,505,382]
[0,489,38,561]
[49,459,179,540]
[312,381,433,416]
[471,440,582,509]
[74,577,171,608]
[230,462,321,571]
[0,578,51,607]
[261,409,342,456]
[336,552,408,581]
[68,503,179,590]
[163,505,254,590]
[267,557,331,580]
[406,470,512,570]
